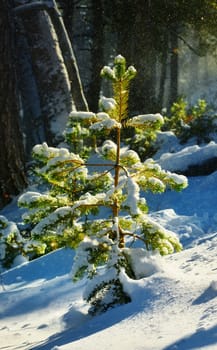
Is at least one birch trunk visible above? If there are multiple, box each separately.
[20,8,73,144]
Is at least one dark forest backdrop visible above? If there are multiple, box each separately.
[0,0,217,207]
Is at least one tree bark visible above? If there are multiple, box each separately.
[15,0,88,112]
[17,7,73,144]
[48,0,89,111]
[15,18,45,156]
[0,0,27,208]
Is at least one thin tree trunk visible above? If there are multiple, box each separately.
[61,0,75,44]
[130,8,158,113]
[158,32,169,108]
[48,0,89,111]
[15,18,45,155]
[0,0,27,207]
[169,27,179,106]
[86,0,104,112]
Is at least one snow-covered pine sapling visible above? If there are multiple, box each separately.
[70,55,188,314]
[0,215,46,269]
[18,55,187,314]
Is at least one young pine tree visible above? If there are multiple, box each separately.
[0,215,45,269]
[19,55,187,314]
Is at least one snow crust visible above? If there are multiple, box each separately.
[122,177,140,215]
[123,248,163,279]
[157,141,217,172]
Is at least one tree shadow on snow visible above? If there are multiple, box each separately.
[29,285,153,350]
[163,287,217,350]
[163,324,217,350]
[192,284,217,305]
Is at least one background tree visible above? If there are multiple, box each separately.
[15,0,88,151]
[85,0,104,112]
[0,0,27,208]
[17,7,73,147]
[61,0,104,112]
[69,0,217,114]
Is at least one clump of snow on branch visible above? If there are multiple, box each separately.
[120,149,140,166]
[31,206,73,235]
[167,172,188,186]
[127,113,164,129]
[99,96,117,112]
[72,192,106,211]
[122,177,141,216]
[101,140,117,161]
[18,192,57,207]
[90,113,121,131]
[69,111,96,121]
[33,142,65,159]
[147,177,166,192]
[100,66,116,80]
[142,216,183,255]
[33,142,84,164]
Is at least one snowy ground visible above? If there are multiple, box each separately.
[1,142,217,350]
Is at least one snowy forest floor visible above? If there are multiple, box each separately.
[1,141,217,350]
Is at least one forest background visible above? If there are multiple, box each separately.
[0,0,217,208]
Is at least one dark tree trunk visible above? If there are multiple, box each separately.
[15,18,45,156]
[86,0,104,112]
[0,0,27,208]
[128,2,158,114]
[158,31,169,108]
[169,27,179,106]
[61,0,75,43]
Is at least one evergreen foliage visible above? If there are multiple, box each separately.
[0,215,45,269]
[163,97,217,143]
[18,55,188,314]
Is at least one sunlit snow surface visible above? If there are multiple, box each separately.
[1,141,217,350]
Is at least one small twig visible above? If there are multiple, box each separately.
[176,32,202,56]
[90,167,115,180]
[121,229,146,244]
[168,26,202,56]
[85,162,129,177]
[84,162,115,167]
